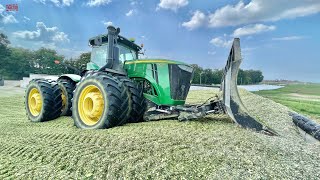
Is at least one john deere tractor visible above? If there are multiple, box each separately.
[25,26,277,135]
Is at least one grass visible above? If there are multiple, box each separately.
[254,84,320,123]
[0,89,319,179]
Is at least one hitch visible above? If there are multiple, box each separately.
[144,96,225,121]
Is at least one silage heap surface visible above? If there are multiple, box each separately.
[0,89,319,179]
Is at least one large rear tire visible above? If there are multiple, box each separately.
[72,72,129,129]
[25,79,62,122]
[119,77,147,123]
[58,78,76,116]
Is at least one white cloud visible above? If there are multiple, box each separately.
[233,24,276,37]
[208,0,320,27]
[87,0,112,7]
[2,15,18,24]
[62,0,74,6]
[0,4,5,13]
[23,16,31,23]
[210,36,233,48]
[33,0,74,6]
[157,0,188,11]
[272,36,305,41]
[182,10,207,30]
[102,21,113,27]
[33,0,46,4]
[126,9,134,17]
[13,22,69,43]
[130,0,137,6]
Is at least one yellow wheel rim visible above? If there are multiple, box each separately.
[78,85,104,126]
[61,92,67,110]
[28,88,42,116]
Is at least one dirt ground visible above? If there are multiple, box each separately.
[0,81,25,97]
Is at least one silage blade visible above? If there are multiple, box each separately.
[221,38,277,135]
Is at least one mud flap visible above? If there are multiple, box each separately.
[221,38,277,135]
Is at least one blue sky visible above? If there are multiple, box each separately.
[1,0,320,82]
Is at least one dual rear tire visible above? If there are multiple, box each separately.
[72,72,147,129]
[25,79,62,122]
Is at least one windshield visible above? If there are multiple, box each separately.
[91,44,137,67]
[119,45,137,61]
[91,44,108,67]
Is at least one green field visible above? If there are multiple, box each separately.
[0,88,319,179]
[254,84,320,123]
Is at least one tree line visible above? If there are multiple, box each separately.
[0,33,91,80]
[191,64,264,85]
[0,32,263,85]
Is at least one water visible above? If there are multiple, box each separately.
[238,84,284,92]
[190,84,283,92]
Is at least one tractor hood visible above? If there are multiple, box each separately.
[125,59,191,67]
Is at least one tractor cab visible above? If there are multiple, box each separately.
[87,34,141,70]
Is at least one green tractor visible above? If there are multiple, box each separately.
[25,26,277,135]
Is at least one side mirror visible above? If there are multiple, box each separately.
[116,27,120,35]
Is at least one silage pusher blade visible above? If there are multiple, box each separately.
[144,38,277,135]
[221,38,277,135]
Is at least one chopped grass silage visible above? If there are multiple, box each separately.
[0,90,319,179]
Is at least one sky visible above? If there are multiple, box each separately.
[0,0,320,82]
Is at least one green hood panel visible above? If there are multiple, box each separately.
[125,59,189,66]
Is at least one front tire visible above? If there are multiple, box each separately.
[72,72,129,129]
[119,78,147,123]
[25,79,62,122]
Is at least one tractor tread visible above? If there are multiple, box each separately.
[117,77,147,123]
[72,71,129,129]
[25,79,63,122]
[58,78,76,116]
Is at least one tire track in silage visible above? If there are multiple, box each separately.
[0,124,178,178]
[0,130,123,177]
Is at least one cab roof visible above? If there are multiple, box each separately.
[88,34,142,52]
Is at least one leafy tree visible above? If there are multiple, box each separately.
[191,64,264,85]
[66,52,91,71]
[5,48,34,79]
[31,48,66,75]
[212,69,223,84]
[0,33,11,78]
[191,64,203,84]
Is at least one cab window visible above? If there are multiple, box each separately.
[119,45,137,61]
[91,45,108,67]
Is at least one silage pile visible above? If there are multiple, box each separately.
[0,89,319,179]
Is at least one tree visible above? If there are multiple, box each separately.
[191,64,203,84]
[31,48,65,75]
[0,33,10,47]
[0,33,11,77]
[212,69,223,84]
[5,48,34,79]
[66,52,91,71]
